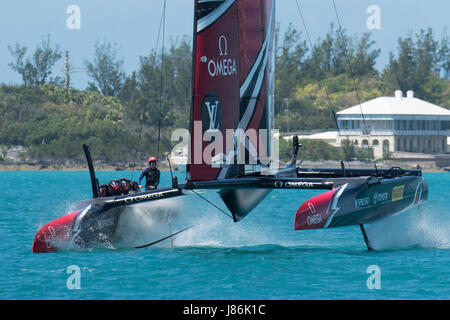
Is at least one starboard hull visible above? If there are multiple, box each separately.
[294,175,428,230]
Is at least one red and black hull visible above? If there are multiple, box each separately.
[32,187,182,253]
[295,175,428,230]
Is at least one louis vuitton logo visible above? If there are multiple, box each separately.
[204,101,220,130]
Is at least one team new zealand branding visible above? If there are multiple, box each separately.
[201,91,222,133]
[355,197,370,208]
[201,35,237,78]
[373,192,388,204]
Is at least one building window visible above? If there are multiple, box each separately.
[383,140,390,154]
[361,122,370,134]
[340,120,350,130]
[373,140,379,146]
[362,139,369,146]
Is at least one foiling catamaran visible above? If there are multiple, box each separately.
[33,0,427,253]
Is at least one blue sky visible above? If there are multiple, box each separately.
[0,0,448,89]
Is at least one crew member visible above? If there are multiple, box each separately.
[138,157,160,191]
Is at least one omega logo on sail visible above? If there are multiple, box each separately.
[201,35,237,78]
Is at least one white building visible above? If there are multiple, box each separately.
[447,137,450,153]
[283,131,340,147]
[336,90,450,158]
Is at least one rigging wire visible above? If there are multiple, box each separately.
[331,0,379,175]
[191,190,234,220]
[157,0,166,160]
[135,225,194,249]
[294,0,351,168]
[130,0,167,181]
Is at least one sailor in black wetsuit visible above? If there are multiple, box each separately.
[138,157,160,191]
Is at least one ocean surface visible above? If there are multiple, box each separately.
[0,170,449,300]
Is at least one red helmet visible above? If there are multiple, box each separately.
[148,157,157,163]
[111,181,119,190]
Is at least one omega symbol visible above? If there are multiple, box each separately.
[308,203,316,215]
[219,35,228,56]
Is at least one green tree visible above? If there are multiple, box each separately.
[439,28,450,80]
[275,23,308,114]
[341,139,356,161]
[382,28,446,103]
[351,33,381,78]
[85,40,126,97]
[302,25,379,81]
[8,35,62,86]
[278,137,340,162]
[383,35,416,94]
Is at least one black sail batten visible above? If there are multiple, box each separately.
[197,0,227,20]
[239,62,268,133]
[196,0,236,33]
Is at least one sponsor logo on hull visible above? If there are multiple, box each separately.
[373,192,388,204]
[355,191,389,208]
[32,211,80,253]
[305,202,323,226]
[105,189,179,205]
[392,185,405,202]
[294,188,339,230]
[97,217,115,229]
[273,181,315,188]
[355,197,370,208]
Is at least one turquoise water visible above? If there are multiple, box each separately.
[0,171,449,300]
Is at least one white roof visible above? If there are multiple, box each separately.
[302,131,339,140]
[337,91,450,117]
[284,131,338,141]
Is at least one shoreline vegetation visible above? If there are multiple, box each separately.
[0,159,446,172]
[0,26,448,172]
